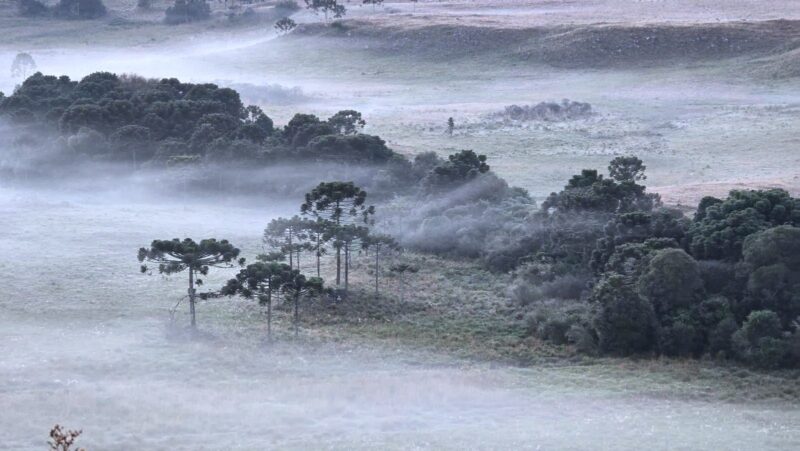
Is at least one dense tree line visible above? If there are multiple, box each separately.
[18,0,107,19]
[0,72,408,174]
[500,158,800,369]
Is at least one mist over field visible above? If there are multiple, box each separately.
[1,1,800,449]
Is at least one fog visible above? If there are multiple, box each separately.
[1,183,798,450]
[2,1,800,448]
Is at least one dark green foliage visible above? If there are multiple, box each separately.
[707,316,739,356]
[18,0,49,17]
[732,310,791,369]
[1,72,424,177]
[362,233,400,297]
[743,263,800,327]
[694,196,723,221]
[109,125,152,165]
[222,261,292,338]
[658,316,700,357]
[279,269,326,336]
[304,134,394,163]
[53,0,107,19]
[608,155,646,183]
[411,151,442,178]
[304,0,345,20]
[741,226,800,326]
[542,165,659,215]
[696,295,733,330]
[165,0,211,24]
[138,238,241,328]
[301,181,373,224]
[328,110,365,135]
[637,248,702,318]
[591,274,657,355]
[275,0,300,11]
[301,181,374,287]
[264,216,310,271]
[424,150,489,190]
[283,113,335,147]
[0,72,283,164]
[603,238,679,278]
[688,189,800,261]
[591,208,688,273]
[138,238,241,276]
[742,225,800,269]
[697,259,740,297]
[525,301,592,347]
[274,17,297,34]
[511,267,589,304]
[222,261,292,301]
[362,0,384,9]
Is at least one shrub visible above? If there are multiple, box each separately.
[688,189,800,261]
[732,310,790,368]
[18,0,49,17]
[565,324,598,355]
[53,0,107,19]
[165,0,211,24]
[742,225,800,270]
[591,274,657,355]
[637,248,703,319]
[275,0,300,11]
[524,301,591,346]
[492,100,593,122]
[697,260,738,296]
[707,316,739,357]
[658,318,699,357]
[424,150,489,190]
[521,274,588,304]
[696,296,733,330]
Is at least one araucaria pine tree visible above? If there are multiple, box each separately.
[300,181,374,288]
[138,238,242,328]
[221,261,292,340]
[280,270,325,337]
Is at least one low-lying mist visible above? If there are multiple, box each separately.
[1,182,797,450]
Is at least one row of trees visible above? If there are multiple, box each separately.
[138,181,416,337]
[264,181,403,293]
[0,72,402,170]
[138,237,326,336]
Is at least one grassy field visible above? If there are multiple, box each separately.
[2,3,800,447]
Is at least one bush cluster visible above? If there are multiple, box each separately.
[18,0,107,19]
[511,158,800,368]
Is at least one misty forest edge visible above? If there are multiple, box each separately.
[2,70,800,371]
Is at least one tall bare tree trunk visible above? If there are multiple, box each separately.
[293,292,300,337]
[374,247,379,298]
[288,232,294,270]
[344,244,349,293]
[316,234,321,277]
[335,200,341,286]
[266,288,272,341]
[188,268,196,329]
[336,244,341,286]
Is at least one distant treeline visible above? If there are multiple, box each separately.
[3,72,798,369]
[0,73,405,172]
[0,72,513,195]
